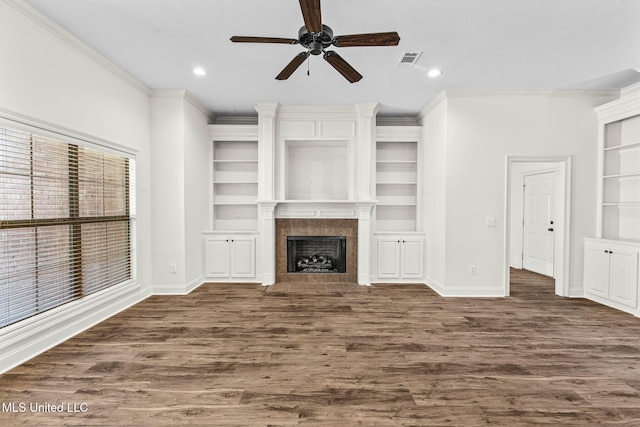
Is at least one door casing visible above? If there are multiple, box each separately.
[504,156,572,297]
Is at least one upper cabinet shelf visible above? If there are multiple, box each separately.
[211,139,259,231]
[375,136,421,232]
[595,84,640,242]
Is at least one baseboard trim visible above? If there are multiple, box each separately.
[152,276,205,295]
[424,276,445,295]
[425,276,505,297]
[0,282,148,375]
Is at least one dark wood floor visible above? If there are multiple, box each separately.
[2,269,640,426]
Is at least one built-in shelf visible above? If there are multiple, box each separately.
[603,172,640,179]
[603,141,640,152]
[375,139,420,232]
[597,102,640,241]
[212,140,259,231]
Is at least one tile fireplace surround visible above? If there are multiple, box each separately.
[276,219,358,283]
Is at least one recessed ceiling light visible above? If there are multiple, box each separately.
[427,69,443,78]
[193,67,207,76]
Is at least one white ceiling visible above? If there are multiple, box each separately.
[24,0,640,118]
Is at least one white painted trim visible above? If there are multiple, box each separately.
[376,126,422,141]
[444,89,619,99]
[424,276,445,295]
[504,156,572,297]
[0,108,137,157]
[150,90,213,118]
[4,0,149,95]
[209,124,259,140]
[152,276,206,295]
[426,279,503,297]
[0,282,149,374]
[416,91,447,123]
[594,83,640,123]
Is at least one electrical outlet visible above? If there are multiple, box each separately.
[469,265,476,275]
[170,263,177,273]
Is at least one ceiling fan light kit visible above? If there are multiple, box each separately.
[231,0,400,83]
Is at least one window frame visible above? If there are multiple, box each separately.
[0,115,137,330]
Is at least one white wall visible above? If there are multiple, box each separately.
[420,91,619,296]
[150,94,186,288]
[183,99,211,284]
[0,0,152,372]
[149,91,210,292]
[419,94,448,291]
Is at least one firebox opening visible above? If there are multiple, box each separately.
[287,236,347,273]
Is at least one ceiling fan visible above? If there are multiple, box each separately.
[230,0,400,83]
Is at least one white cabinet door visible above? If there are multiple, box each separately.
[401,238,424,279]
[230,238,255,278]
[584,244,609,298]
[377,238,401,279]
[206,237,230,278]
[608,247,639,308]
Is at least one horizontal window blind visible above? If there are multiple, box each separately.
[0,126,135,328]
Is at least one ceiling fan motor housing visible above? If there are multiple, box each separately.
[299,24,334,55]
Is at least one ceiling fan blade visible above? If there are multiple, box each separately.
[333,31,401,47]
[230,36,298,44]
[323,51,362,83]
[276,52,310,80]
[299,0,322,33]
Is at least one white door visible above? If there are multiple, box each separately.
[522,171,556,276]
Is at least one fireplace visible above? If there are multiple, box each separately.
[275,218,358,283]
[287,236,346,273]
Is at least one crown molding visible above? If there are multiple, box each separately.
[150,89,213,119]
[4,0,150,95]
[416,90,447,124]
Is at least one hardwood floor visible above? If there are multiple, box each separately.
[2,269,640,426]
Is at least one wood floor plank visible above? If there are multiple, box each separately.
[2,269,640,425]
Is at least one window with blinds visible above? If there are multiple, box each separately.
[0,126,135,328]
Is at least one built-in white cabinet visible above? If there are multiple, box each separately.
[375,235,424,281]
[204,234,256,281]
[586,85,640,315]
[584,238,639,314]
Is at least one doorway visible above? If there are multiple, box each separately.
[504,157,572,297]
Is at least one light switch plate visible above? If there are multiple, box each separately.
[486,217,496,227]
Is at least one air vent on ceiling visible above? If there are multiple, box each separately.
[398,51,422,66]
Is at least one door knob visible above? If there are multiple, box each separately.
[547,228,554,232]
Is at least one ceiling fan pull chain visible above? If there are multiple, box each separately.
[307,54,310,76]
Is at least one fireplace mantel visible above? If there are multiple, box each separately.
[258,200,377,219]
[258,200,375,286]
